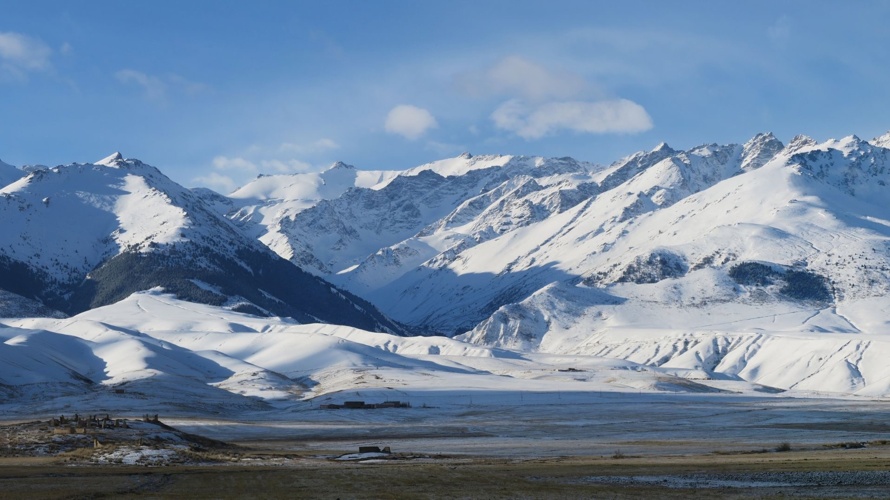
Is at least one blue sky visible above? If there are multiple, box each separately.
[1,1,888,192]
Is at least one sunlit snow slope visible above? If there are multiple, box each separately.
[215,131,890,394]
[2,290,732,413]
[0,153,403,333]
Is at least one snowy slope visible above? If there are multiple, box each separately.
[458,134,890,352]
[6,289,890,416]
[208,132,890,339]
[0,153,404,333]
[5,131,890,408]
[334,166,598,294]
[0,290,65,319]
[870,131,890,149]
[363,134,790,333]
[220,162,400,240]
[1,290,738,412]
[232,154,596,282]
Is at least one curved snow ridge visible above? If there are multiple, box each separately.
[572,329,890,396]
[1,291,532,403]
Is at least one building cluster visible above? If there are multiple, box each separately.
[49,414,130,434]
[319,400,410,410]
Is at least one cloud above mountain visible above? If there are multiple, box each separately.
[385,104,438,140]
[456,55,587,101]
[459,56,652,140]
[0,32,52,81]
[491,98,653,139]
[115,69,208,102]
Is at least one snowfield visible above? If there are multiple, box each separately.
[2,287,890,423]
[3,131,890,430]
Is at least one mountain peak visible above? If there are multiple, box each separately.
[96,152,125,167]
[745,131,779,143]
[870,131,890,149]
[786,134,817,153]
[458,151,473,159]
[741,132,784,170]
[327,161,355,171]
[651,142,673,154]
[829,134,869,154]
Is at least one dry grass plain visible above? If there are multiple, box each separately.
[3,444,890,498]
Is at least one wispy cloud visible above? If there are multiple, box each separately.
[460,56,652,140]
[196,145,323,192]
[385,104,438,140]
[0,32,52,81]
[211,155,313,175]
[212,155,258,174]
[456,56,587,101]
[191,171,238,194]
[492,98,652,139]
[115,69,166,101]
[768,16,792,45]
[115,69,208,101]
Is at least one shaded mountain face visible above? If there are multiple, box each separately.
[0,154,404,334]
[212,132,890,340]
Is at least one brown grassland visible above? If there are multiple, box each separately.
[2,444,890,499]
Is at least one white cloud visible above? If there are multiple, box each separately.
[385,104,438,140]
[212,155,258,173]
[199,139,332,191]
[492,98,653,139]
[116,69,167,101]
[210,154,313,177]
[167,74,210,95]
[456,55,651,139]
[457,56,588,101]
[192,172,238,194]
[0,32,52,80]
[116,69,208,101]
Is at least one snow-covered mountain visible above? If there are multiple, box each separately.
[456,133,890,350]
[208,131,890,351]
[216,154,597,285]
[6,130,890,402]
[0,153,404,334]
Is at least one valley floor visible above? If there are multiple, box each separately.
[167,392,890,459]
[3,393,890,498]
[3,450,890,499]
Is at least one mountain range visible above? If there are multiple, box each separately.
[0,152,403,334]
[3,130,890,402]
